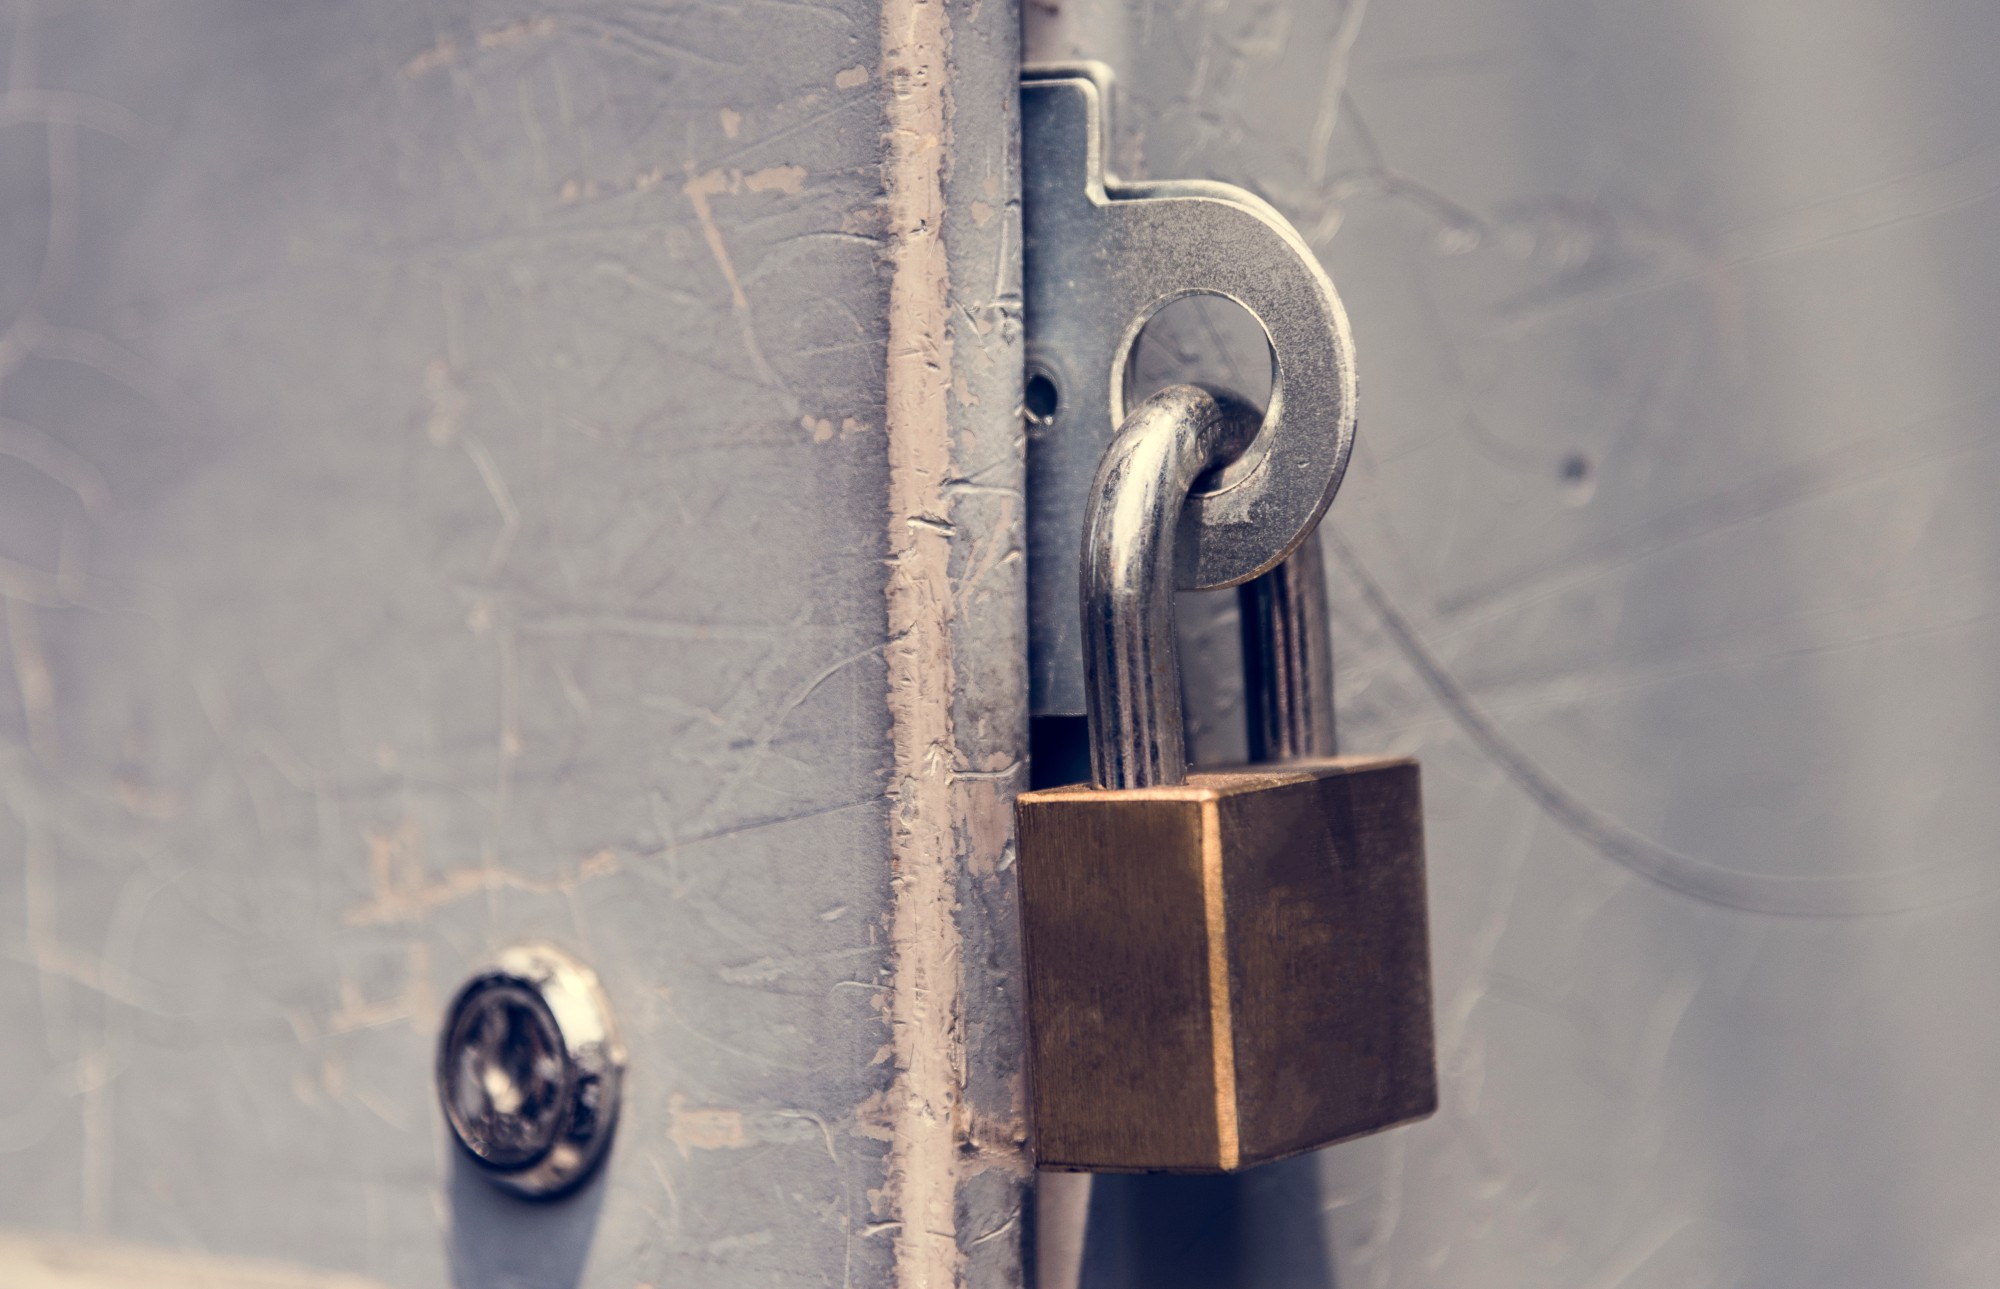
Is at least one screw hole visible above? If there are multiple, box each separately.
[1559,450,1596,505]
[1025,370,1061,425]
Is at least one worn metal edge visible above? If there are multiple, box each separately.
[880,0,1028,1285]
[1197,797,1240,1172]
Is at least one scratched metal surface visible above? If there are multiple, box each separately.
[1057,1,2000,1286]
[0,2,1024,1287]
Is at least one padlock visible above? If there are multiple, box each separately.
[1015,386,1437,1173]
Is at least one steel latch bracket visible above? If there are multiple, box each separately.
[1022,62,1358,715]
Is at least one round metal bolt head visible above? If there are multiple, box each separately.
[437,944,624,1198]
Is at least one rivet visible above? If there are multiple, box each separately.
[436,944,623,1198]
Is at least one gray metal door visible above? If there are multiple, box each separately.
[0,2,1027,1286]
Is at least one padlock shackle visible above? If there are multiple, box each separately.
[1240,533,1337,762]
[1081,385,1258,789]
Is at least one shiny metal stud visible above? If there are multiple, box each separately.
[436,944,624,1197]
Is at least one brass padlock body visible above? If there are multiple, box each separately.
[1016,755,1437,1172]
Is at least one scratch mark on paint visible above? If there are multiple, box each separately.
[7,599,58,759]
[1306,0,1368,187]
[400,34,457,79]
[682,164,809,397]
[1330,527,2000,915]
[478,15,556,50]
[323,943,434,1036]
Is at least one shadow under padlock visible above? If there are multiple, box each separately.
[1082,1152,1338,1289]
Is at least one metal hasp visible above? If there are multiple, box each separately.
[1015,388,1436,1174]
[437,944,625,1198]
[1023,62,1358,714]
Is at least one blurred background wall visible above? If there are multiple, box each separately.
[1047,1,2000,1285]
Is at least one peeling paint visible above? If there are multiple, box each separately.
[0,1234,390,1289]
[344,820,620,926]
[668,1094,750,1153]
[683,165,811,393]
[477,15,556,50]
[399,34,456,80]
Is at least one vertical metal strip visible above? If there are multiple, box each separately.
[882,1,1031,1285]
[881,0,965,1282]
